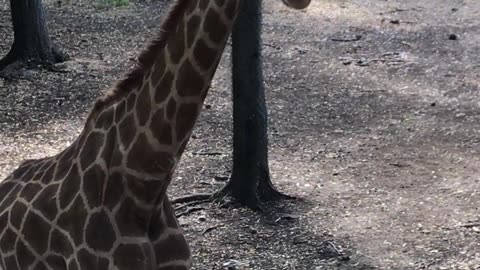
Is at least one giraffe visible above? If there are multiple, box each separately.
[0,0,312,269]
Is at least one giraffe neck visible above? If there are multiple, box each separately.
[66,0,242,208]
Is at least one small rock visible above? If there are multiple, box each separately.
[390,19,400,24]
[448,34,458,40]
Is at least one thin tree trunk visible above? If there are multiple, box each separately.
[0,0,66,71]
[224,0,289,208]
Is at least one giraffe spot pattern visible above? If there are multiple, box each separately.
[175,103,200,142]
[115,197,150,236]
[126,174,163,204]
[94,106,115,130]
[118,113,137,149]
[150,53,166,87]
[176,60,204,97]
[32,184,59,221]
[167,18,186,64]
[186,15,201,49]
[204,8,227,44]
[83,165,106,209]
[3,256,19,270]
[136,82,152,126]
[127,133,175,174]
[19,182,42,202]
[166,98,177,120]
[103,172,125,210]
[50,229,74,257]
[194,38,217,71]
[154,233,191,264]
[16,240,35,269]
[101,127,117,165]
[79,131,105,170]
[113,243,152,270]
[154,71,174,104]
[0,228,17,253]
[46,254,68,269]
[59,164,81,209]
[22,211,50,255]
[150,108,173,145]
[9,201,27,230]
[114,100,127,123]
[57,196,88,246]
[77,248,110,269]
[85,210,116,251]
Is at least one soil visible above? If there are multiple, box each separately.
[1,0,479,269]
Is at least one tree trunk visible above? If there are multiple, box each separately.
[0,0,66,71]
[223,0,290,208]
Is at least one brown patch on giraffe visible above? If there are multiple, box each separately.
[0,181,18,201]
[167,18,186,64]
[166,98,177,121]
[154,71,174,104]
[50,229,74,257]
[46,255,68,269]
[67,259,80,270]
[175,103,199,142]
[16,240,36,270]
[118,114,137,149]
[154,234,191,264]
[115,197,150,236]
[59,164,81,210]
[114,100,127,124]
[126,174,163,204]
[147,208,167,241]
[150,54,166,87]
[19,182,42,202]
[103,172,125,210]
[9,201,27,230]
[186,15,201,48]
[113,243,152,270]
[85,210,116,252]
[22,211,50,255]
[57,196,88,246]
[150,108,173,145]
[199,0,209,10]
[40,163,55,184]
[32,184,59,221]
[194,38,217,71]
[95,106,115,130]
[0,184,21,212]
[101,126,117,165]
[0,228,17,253]
[83,165,106,209]
[0,212,7,235]
[54,162,72,183]
[126,92,137,112]
[204,8,228,44]
[3,256,19,270]
[77,248,110,269]
[127,133,175,174]
[79,131,105,170]
[176,60,204,97]
[136,83,152,126]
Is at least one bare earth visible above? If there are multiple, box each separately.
[0,0,479,269]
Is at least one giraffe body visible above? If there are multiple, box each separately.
[0,0,311,269]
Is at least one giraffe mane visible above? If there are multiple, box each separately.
[85,0,190,125]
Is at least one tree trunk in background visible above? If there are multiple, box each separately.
[223,0,290,209]
[0,0,66,71]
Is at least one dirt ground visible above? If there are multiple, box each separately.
[1,0,479,269]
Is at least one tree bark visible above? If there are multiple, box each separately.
[0,0,66,71]
[222,0,290,208]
